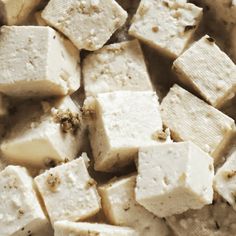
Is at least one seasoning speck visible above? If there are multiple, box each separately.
[184,25,196,32]
[206,37,215,43]
[46,173,61,192]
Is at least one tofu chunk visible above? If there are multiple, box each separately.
[0,26,80,97]
[34,157,101,224]
[89,91,167,172]
[83,40,153,97]
[136,142,214,217]
[160,84,235,160]
[42,0,128,51]
[54,221,138,236]
[99,175,171,236]
[0,165,52,236]
[173,35,236,108]
[129,0,202,58]
[1,96,84,168]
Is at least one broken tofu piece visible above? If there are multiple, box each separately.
[42,0,128,51]
[129,0,202,58]
[34,157,101,224]
[83,40,153,97]
[160,84,235,160]
[135,141,214,217]
[99,175,171,236]
[173,35,236,108]
[0,26,80,97]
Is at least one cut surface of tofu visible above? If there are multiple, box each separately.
[1,96,84,168]
[42,0,128,51]
[83,40,153,97]
[160,84,235,160]
[136,141,214,217]
[129,0,202,58]
[99,175,170,236]
[34,157,101,224]
[0,165,52,236]
[0,26,80,97]
[54,221,138,236]
[173,35,236,108]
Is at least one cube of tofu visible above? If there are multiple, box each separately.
[42,0,128,51]
[99,175,171,236]
[1,96,84,168]
[136,142,214,217]
[83,40,153,97]
[89,91,168,172]
[0,165,52,236]
[173,35,236,108]
[0,26,80,97]
[129,0,202,58]
[34,11,47,26]
[34,157,101,224]
[160,84,235,160]
[54,221,138,236]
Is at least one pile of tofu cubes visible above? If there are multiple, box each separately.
[0,0,235,235]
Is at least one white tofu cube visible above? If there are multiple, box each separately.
[0,26,80,97]
[54,221,138,236]
[99,175,171,236]
[42,0,128,51]
[160,84,235,159]
[136,142,214,217]
[35,11,47,26]
[173,35,236,108]
[83,40,153,97]
[1,96,84,168]
[129,0,202,58]
[34,157,101,224]
[0,165,52,236]
[89,91,167,172]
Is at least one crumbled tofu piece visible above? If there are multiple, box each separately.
[89,91,168,172]
[34,157,101,224]
[129,0,203,58]
[0,93,8,116]
[1,96,84,167]
[54,221,138,236]
[173,35,236,108]
[0,165,52,236]
[83,40,153,97]
[0,26,80,97]
[160,84,235,160]
[42,0,128,51]
[99,175,171,236]
[35,11,47,26]
[136,141,214,217]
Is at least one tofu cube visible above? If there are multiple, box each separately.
[99,175,171,236]
[160,84,235,159]
[42,0,128,51]
[83,40,153,97]
[0,26,80,97]
[136,142,214,217]
[129,0,202,58]
[34,157,101,224]
[173,35,236,108]
[1,96,84,168]
[89,91,167,172]
[0,165,52,236]
[54,221,138,236]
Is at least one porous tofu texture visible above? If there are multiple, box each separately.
[54,221,138,236]
[0,165,52,236]
[129,0,203,58]
[0,96,84,168]
[0,26,80,97]
[34,157,101,224]
[173,35,236,108]
[99,175,170,236]
[83,40,153,97]
[42,0,128,51]
[160,84,235,160]
[136,142,214,217]
[88,91,167,172]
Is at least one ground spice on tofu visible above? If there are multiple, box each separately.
[46,173,61,192]
[224,170,236,179]
[206,37,215,43]
[184,25,196,32]
[86,178,97,189]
